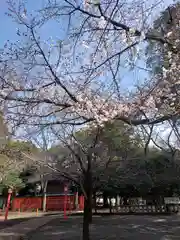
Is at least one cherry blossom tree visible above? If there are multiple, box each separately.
[0,0,179,137]
[0,1,180,239]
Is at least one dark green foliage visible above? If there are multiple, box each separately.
[146,3,179,74]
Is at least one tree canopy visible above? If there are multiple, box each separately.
[0,0,180,141]
[46,120,180,198]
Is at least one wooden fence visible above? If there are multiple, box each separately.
[108,204,179,213]
[12,195,84,212]
[93,203,180,214]
[8,196,180,214]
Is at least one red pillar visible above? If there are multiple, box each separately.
[69,196,72,214]
[75,192,79,210]
[4,189,13,221]
[64,185,68,219]
[79,196,84,211]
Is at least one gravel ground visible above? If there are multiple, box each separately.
[28,214,180,240]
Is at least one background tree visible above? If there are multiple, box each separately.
[43,121,143,239]
[146,2,180,118]
[0,113,35,193]
[0,140,37,194]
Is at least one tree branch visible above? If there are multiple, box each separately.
[30,27,78,102]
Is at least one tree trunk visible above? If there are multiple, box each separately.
[42,181,48,212]
[115,195,120,212]
[93,192,97,214]
[82,155,93,240]
[84,174,92,223]
[123,196,128,205]
[75,191,79,210]
[83,198,91,240]
[109,197,112,213]
[103,192,109,208]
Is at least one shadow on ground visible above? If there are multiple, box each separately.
[0,217,35,230]
[28,215,180,240]
[71,212,175,216]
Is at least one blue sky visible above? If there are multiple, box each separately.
[0,0,17,46]
[0,0,174,45]
[0,0,65,47]
[0,0,174,92]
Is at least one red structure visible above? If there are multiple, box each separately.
[79,195,84,211]
[12,194,84,212]
[64,185,68,219]
[4,189,13,220]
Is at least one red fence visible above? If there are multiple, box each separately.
[12,195,84,212]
